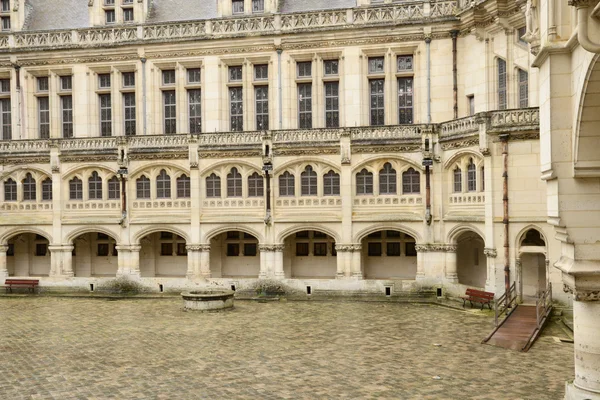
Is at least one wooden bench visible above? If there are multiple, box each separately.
[4,279,40,294]
[461,288,494,310]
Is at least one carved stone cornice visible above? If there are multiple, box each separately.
[483,248,497,258]
[259,244,285,252]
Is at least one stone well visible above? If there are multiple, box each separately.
[181,290,235,311]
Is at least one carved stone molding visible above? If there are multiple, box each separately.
[115,245,142,252]
[335,244,362,252]
[416,243,457,253]
[440,138,479,151]
[0,245,9,252]
[483,248,497,258]
[198,151,261,159]
[563,285,600,302]
[259,244,285,252]
[186,244,210,252]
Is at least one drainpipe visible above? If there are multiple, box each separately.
[451,30,458,119]
[500,133,510,305]
[573,4,600,53]
[14,64,21,139]
[141,57,147,135]
[277,48,283,130]
[425,36,431,123]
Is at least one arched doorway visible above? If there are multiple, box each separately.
[361,230,417,279]
[518,229,547,303]
[210,231,260,278]
[139,231,187,277]
[5,233,50,277]
[283,230,336,279]
[72,232,118,277]
[456,231,486,288]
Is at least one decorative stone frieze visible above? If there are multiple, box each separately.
[259,244,285,252]
[483,248,497,258]
[563,285,600,302]
[335,244,362,252]
[186,244,211,252]
[416,244,457,252]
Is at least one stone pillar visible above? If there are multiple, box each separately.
[351,244,362,279]
[199,244,211,278]
[49,245,74,277]
[415,244,427,279]
[563,274,600,400]
[0,244,9,279]
[186,245,202,279]
[335,244,352,278]
[444,245,458,282]
[484,248,498,294]
[259,244,285,279]
[273,244,284,279]
[116,245,141,278]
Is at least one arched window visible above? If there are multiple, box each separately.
[356,169,373,195]
[248,172,264,197]
[481,166,485,191]
[136,175,150,199]
[467,159,476,192]
[23,173,36,201]
[177,175,190,198]
[323,170,340,196]
[88,171,102,200]
[227,168,242,197]
[108,176,120,200]
[156,169,171,198]
[379,163,397,195]
[301,166,317,196]
[279,172,295,196]
[206,173,221,198]
[402,168,420,194]
[41,178,52,201]
[453,167,462,193]
[4,178,16,201]
[69,177,83,200]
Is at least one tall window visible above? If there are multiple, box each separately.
[99,94,112,137]
[188,89,202,134]
[368,57,385,126]
[301,166,317,196]
[497,58,507,110]
[279,172,295,197]
[227,168,242,197]
[453,167,462,193]
[255,86,269,130]
[22,173,36,201]
[248,172,264,197]
[123,7,134,22]
[468,95,475,116]
[402,168,420,194]
[323,170,340,196]
[397,78,413,124]
[324,60,339,128]
[4,178,16,201]
[518,69,528,108]
[467,160,476,192]
[481,167,485,191]
[232,0,244,14]
[229,66,243,131]
[88,171,102,200]
[61,96,73,138]
[163,91,176,134]
[136,176,150,199]
[123,93,136,136]
[38,97,50,139]
[356,169,374,195]
[69,177,83,200]
[156,169,171,198]
[0,79,10,140]
[379,163,397,195]
[108,176,120,200]
[1,0,9,13]
[297,61,312,129]
[206,173,221,198]
[42,178,52,201]
[177,175,190,198]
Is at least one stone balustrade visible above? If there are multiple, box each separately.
[0,2,457,52]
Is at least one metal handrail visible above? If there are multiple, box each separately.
[535,283,552,328]
[494,282,517,326]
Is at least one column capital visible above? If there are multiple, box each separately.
[0,244,8,252]
[259,244,285,252]
[115,245,142,252]
[187,244,211,252]
[416,243,457,253]
[48,245,74,252]
[335,244,362,252]
[484,248,497,258]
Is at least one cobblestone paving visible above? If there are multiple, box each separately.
[0,298,573,400]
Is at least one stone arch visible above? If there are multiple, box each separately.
[442,150,484,170]
[447,224,486,245]
[200,160,262,178]
[277,224,340,243]
[64,226,121,244]
[129,163,190,181]
[62,164,118,180]
[354,224,422,244]
[133,226,190,245]
[515,225,547,252]
[573,53,600,177]
[204,225,264,243]
[274,158,341,176]
[351,155,423,174]
[0,227,52,245]
[0,166,52,182]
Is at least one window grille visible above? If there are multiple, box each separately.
[398,77,413,124]
[177,175,190,198]
[298,83,312,129]
[99,94,112,137]
[108,176,120,200]
[22,174,36,201]
[163,91,176,134]
[300,166,317,196]
[229,66,243,82]
[279,172,295,196]
[227,168,242,197]
[453,167,462,193]
[255,86,269,130]
[368,57,385,74]
[323,170,340,196]
[69,177,83,200]
[324,82,339,128]
[188,89,202,134]
[0,98,10,140]
[38,97,49,139]
[37,77,49,92]
[42,178,52,201]
[122,72,135,87]
[162,70,176,86]
[187,68,201,84]
[518,69,528,108]
[232,0,244,14]
[254,65,268,81]
[88,171,103,200]
[467,160,476,192]
[61,96,73,138]
[4,178,15,201]
[370,79,385,126]
[252,0,264,13]
[379,163,397,195]
[297,62,312,78]
[206,173,221,198]
[397,55,413,72]
[229,87,243,131]
[98,74,111,89]
[497,58,507,110]
[324,60,339,76]
[248,172,264,197]
[402,168,420,194]
[356,169,373,195]
[156,169,171,198]
[123,92,136,136]
[136,176,150,199]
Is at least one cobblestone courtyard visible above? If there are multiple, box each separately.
[0,298,573,400]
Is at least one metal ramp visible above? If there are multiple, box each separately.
[482,283,553,352]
